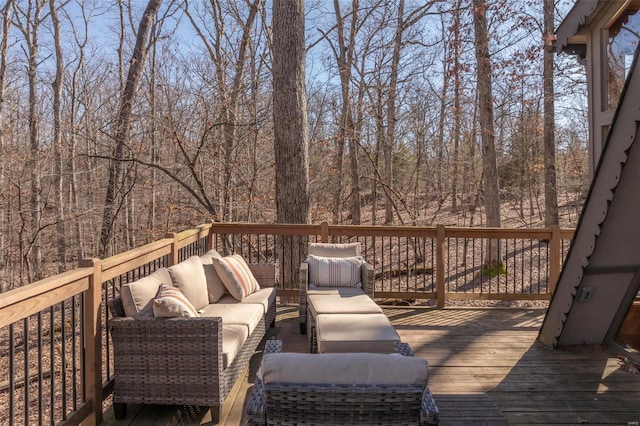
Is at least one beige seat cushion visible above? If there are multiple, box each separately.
[200,303,264,335]
[217,287,275,314]
[120,268,171,318]
[308,293,382,317]
[262,352,428,386]
[222,324,249,368]
[168,256,209,310]
[316,313,400,354]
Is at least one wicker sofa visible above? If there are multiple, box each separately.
[107,249,276,423]
[246,340,440,425]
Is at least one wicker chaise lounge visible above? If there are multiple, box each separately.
[246,340,440,425]
[298,242,375,335]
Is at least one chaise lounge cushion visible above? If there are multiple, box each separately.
[261,352,428,386]
[120,268,171,318]
[200,302,264,335]
[306,254,363,288]
[152,283,200,318]
[168,256,209,310]
[212,255,260,301]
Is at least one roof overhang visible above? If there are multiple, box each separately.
[555,0,629,56]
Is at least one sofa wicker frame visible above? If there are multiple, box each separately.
[246,340,440,425]
[107,263,276,423]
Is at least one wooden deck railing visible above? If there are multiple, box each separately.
[0,221,574,425]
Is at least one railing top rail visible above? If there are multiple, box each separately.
[0,267,93,311]
[209,222,324,236]
[168,222,212,244]
[0,267,93,328]
[209,222,575,239]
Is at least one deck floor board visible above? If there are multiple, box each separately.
[102,305,640,425]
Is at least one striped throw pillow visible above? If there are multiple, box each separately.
[306,254,363,288]
[153,283,200,318]
[212,254,260,301]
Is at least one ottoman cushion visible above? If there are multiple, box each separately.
[316,313,400,354]
[308,293,383,317]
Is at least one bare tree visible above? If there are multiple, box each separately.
[49,0,65,272]
[450,0,463,212]
[99,0,163,257]
[272,0,309,288]
[12,0,47,280]
[0,0,14,282]
[384,0,438,224]
[184,0,263,221]
[473,0,501,266]
[543,0,558,226]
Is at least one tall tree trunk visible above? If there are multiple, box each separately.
[184,0,262,221]
[68,5,88,260]
[331,128,345,224]
[543,0,558,226]
[436,29,450,206]
[0,0,13,275]
[372,85,385,225]
[451,0,462,212]
[148,40,157,231]
[50,0,66,272]
[273,0,309,288]
[384,0,404,225]
[473,0,501,266]
[99,0,163,257]
[331,0,361,224]
[17,0,46,280]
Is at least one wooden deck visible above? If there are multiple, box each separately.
[102,305,640,425]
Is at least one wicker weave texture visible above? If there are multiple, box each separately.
[109,262,276,412]
[246,340,439,425]
[110,316,224,405]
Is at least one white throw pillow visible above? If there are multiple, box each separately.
[306,254,363,288]
[153,283,200,318]
[212,254,260,301]
[168,256,209,310]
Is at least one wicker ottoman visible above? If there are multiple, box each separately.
[315,313,401,354]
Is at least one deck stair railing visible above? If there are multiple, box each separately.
[0,221,573,425]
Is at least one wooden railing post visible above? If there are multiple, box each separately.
[79,258,103,425]
[207,219,216,250]
[320,222,329,243]
[549,225,561,294]
[436,224,446,309]
[166,232,180,266]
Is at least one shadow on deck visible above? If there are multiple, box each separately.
[102,305,640,425]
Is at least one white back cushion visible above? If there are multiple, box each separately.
[168,256,209,310]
